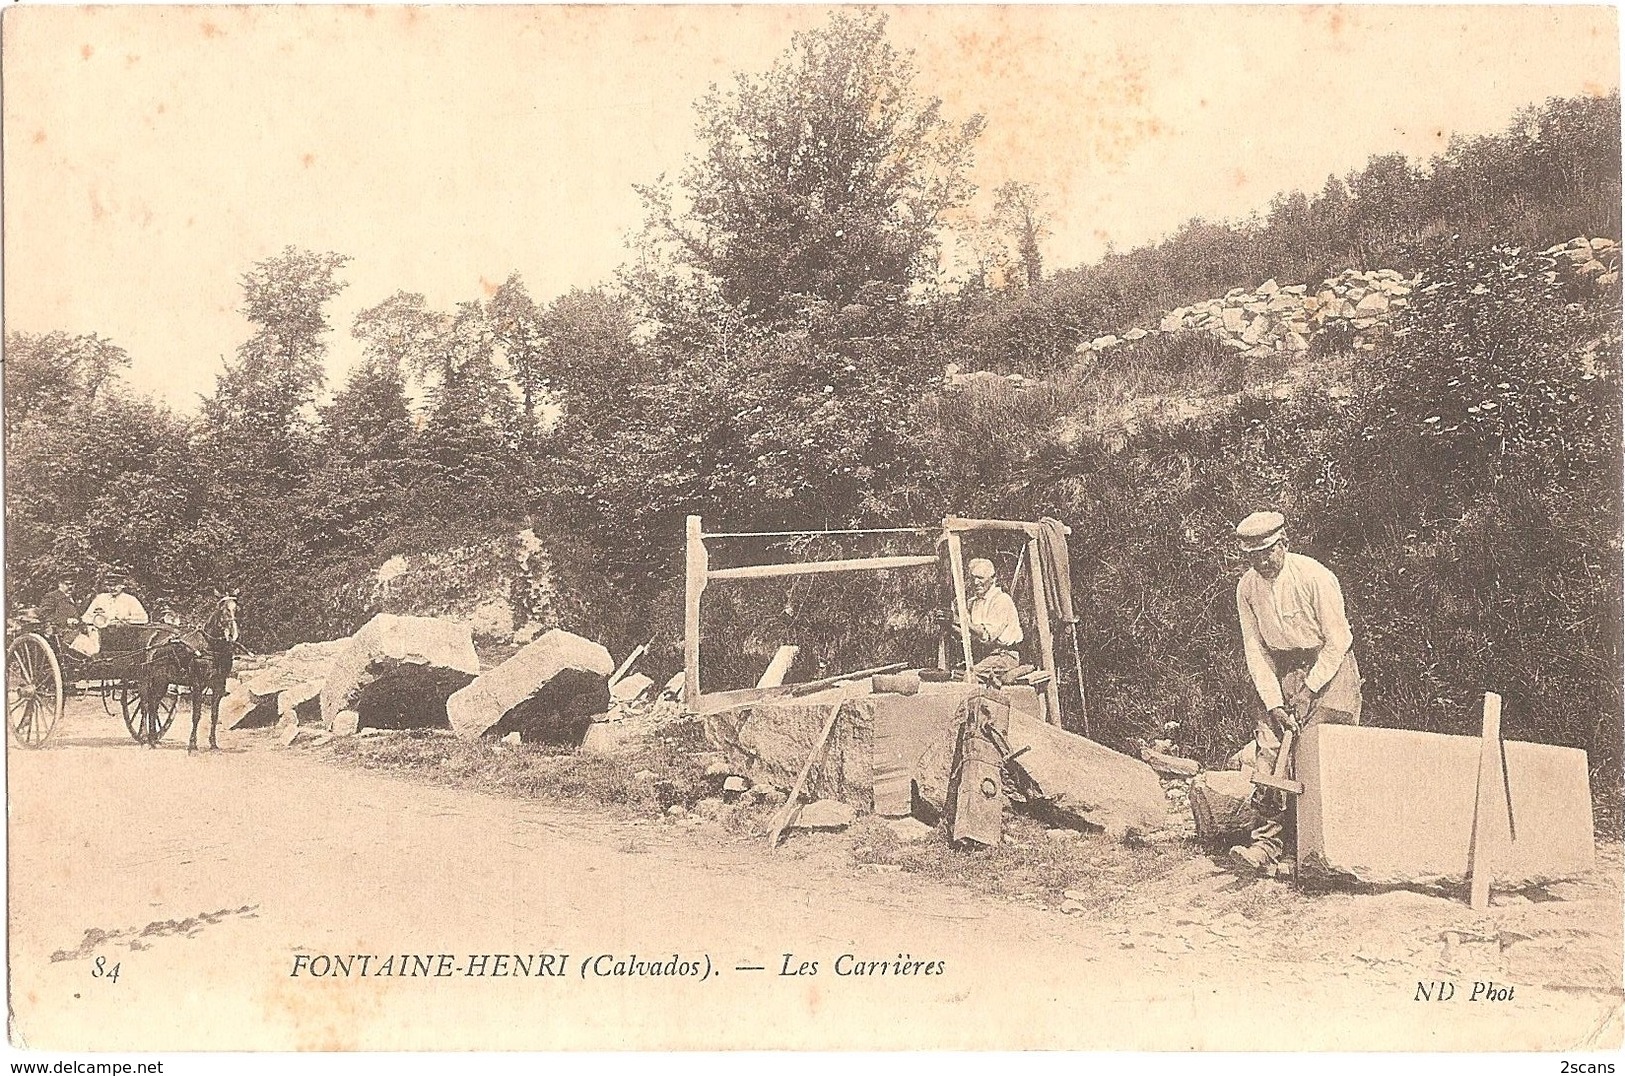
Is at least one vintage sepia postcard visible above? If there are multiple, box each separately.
[4,3,1622,1058]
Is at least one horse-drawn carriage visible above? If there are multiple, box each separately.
[6,595,240,750]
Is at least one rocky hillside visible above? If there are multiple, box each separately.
[1081,236,1620,366]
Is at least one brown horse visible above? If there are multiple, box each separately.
[136,593,240,752]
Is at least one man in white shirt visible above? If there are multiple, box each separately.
[1230,511,1362,873]
[964,558,1024,680]
[76,574,150,657]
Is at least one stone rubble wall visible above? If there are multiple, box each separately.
[945,237,1621,391]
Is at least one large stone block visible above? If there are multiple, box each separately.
[1002,709,1169,839]
[233,638,350,727]
[705,681,1041,813]
[277,679,324,726]
[320,615,480,731]
[1297,724,1594,888]
[446,629,612,742]
[241,638,348,699]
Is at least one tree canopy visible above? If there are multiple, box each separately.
[634,11,984,328]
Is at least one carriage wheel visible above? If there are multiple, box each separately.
[8,633,63,748]
[121,681,179,742]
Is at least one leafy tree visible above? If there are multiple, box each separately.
[992,181,1052,287]
[633,11,985,327]
[487,274,548,425]
[3,331,129,434]
[351,290,446,387]
[411,301,526,518]
[202,247,351,483]
[5,388,207,611]
[540,287,648,437]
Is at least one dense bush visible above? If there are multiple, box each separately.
[926,244,1622,803]
[4,15,1618,814]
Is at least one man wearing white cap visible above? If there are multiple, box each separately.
[1230,510,1362,872]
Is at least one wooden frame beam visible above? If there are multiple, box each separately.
[708,554,938,582]
[683,514,1077,722]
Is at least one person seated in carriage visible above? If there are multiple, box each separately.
[75,572,149,657]
[38,578,93,654]
[41,579,80,635]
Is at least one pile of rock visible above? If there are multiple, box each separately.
[942,237,1623,380]
[223,638,351,741]
[705,680,1170,843]
[232,616,674,749]
[1539,235,1620,285]
[1078,269,1418,362]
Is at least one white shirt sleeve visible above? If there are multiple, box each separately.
[972,589,1023,648]
[1237,577,1284,710]
[1304,564,1353,694]
[987,591,1022,647]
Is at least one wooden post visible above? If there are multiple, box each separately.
[943,527,976,682]
[683,515,707,709]
[1026,536,1062,726]
[1468,691,1505,912]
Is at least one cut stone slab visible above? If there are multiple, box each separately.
[789,800,856,830]
[1190,768,1261,842]
[221,689,272,730]
[240,638,349,707]
[446,628,612,743]
[1141,747,1201,778]
[320,614,479,731]
[610,673,654,704]
[706,680,1041,813]
[1003,709,1169,839]
[277,679,325,727]
[1297,723,1594,888]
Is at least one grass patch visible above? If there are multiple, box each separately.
[322,717,717,819]
[842,812,1192,913]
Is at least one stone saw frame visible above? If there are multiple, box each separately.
[682,514,1067,723]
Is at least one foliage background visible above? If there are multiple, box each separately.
[6,14,1620,810]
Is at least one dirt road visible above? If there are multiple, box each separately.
[9,699,1622,1051]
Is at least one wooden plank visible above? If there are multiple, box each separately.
[707,554,938,581]
[756,645,800,689]
[942,515,1039,536]
[943,527,976,682]
[683,515,706,709]
[1469,691,1505,911]
[1026,536,1062,726]
[607,639,650,689]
